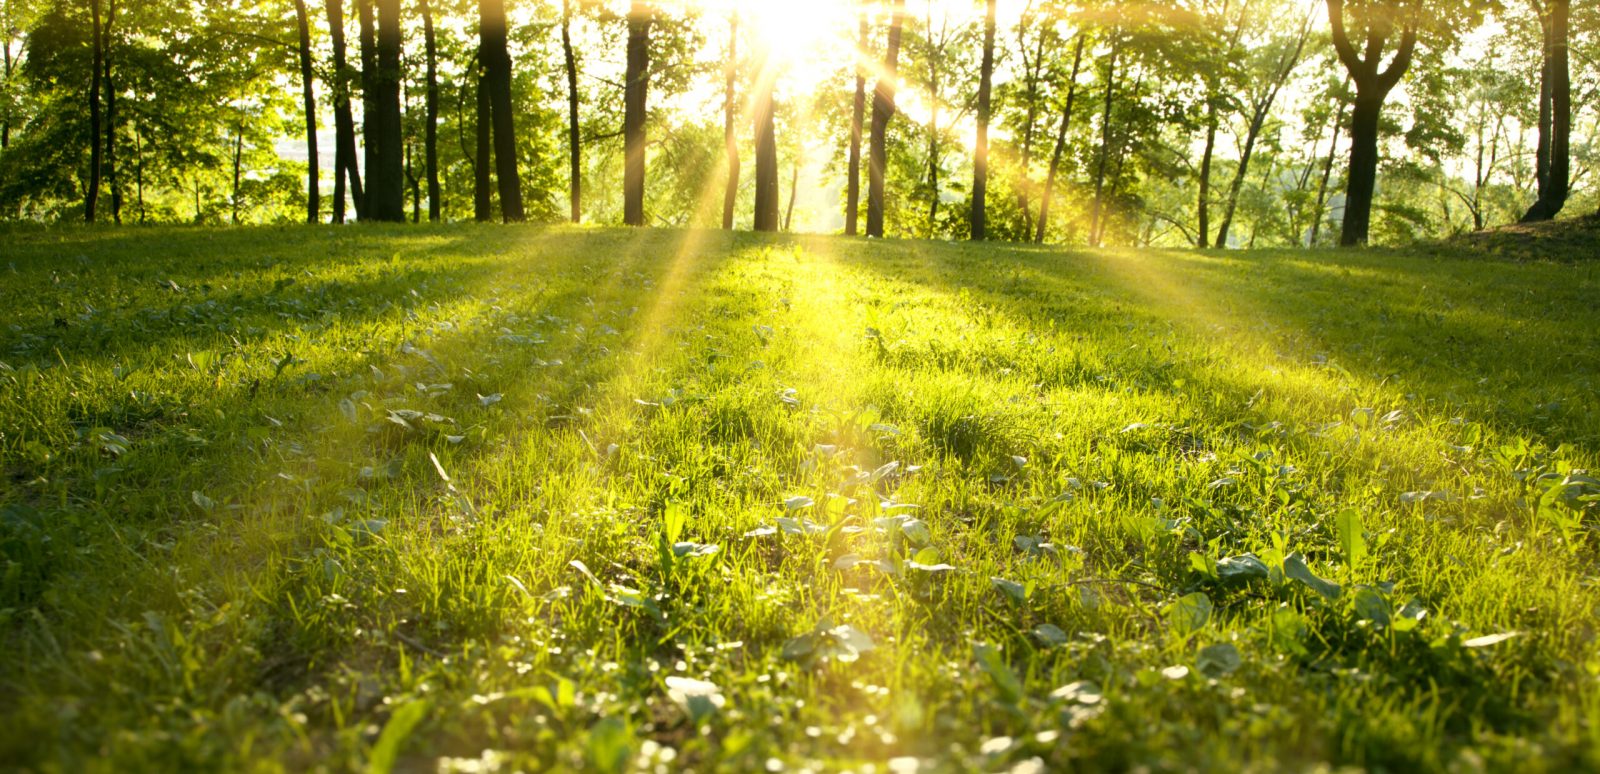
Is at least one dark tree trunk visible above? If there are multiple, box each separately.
[357,0,377,216]
[722,10,738,230]
[1327,0,1415,246]
[866,0,904,238]
[623,2,651,226]
[1521,0,1569,222]
[480,0,524,222]
[102,0,119,225]
[969,0,996,240]
[422,0,440,222]
[367,0,405,222]
[753,48,779,232]
[2,25,14,149]
[563,0,582,223]
[1197,102,1217,247]
[784,156,799,231]
[1036,35,1084,244]
[326,0,362,222]
[845,3,867,235]
[231,121,244,224]
[474,71,492,221]
[1088,41,1118,247]
[295,0,320,224]
[87,0,103,222]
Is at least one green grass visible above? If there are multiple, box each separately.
[2,224,1599,772]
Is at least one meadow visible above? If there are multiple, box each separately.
[2,224,1598,771]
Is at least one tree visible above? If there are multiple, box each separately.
[562,0,580,223]
[366,0,404,221]
[86,0,101,221]
[326,0,362,222]
[293,0,319,223]
[970,0,997,240]
[1036,33,1085,243]
[1326,0,1418,246]
[1521,0,1570,221]
[752,33,778,231]
[623,1,651,226]
[722,9,737,230]
[421,0,439,222]
[866,0,904,238]
[845,2,867,235]
[478,0,523,222]
[1087,37,1118,246]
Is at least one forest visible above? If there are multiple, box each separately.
[4,1,1600,772]
[0,0,1594,245]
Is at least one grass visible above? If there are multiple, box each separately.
[2,223,1599,772]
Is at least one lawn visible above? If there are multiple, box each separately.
[2,224,1599,772]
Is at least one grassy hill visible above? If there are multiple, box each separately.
[2,225,1599,771]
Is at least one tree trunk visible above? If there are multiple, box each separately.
[845,3,867,235]
[1088,41,1118,247]
[480,0,524,222]
[1036,35,1084,244]
[623,1,652,227]
[474,71,492,221]
[422,0,440,222]
[1326,0,1415,246]
[969,0,996,240]
[367,0,405,221]
[102,0,119,225]
[357,0,377,216]
[563,0,582,223]
[326,0,362,222]
[87,0,103,222]
[722,10,738,230]
[752,48,779,232]
[784,155,799,231]
[231,122,244,224]
[1216,8,1310,246]
[866,0,904,238]
[1196,102,1217,247]
[1310,90,1347,245]
[295,0,320,224]
[1520,0,1569,222]
[1015,27,1046,237]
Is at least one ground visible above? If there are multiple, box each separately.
[2,224,1599,772]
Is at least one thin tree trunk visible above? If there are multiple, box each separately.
[623,1,652,226]
[231,121,244,224]
[357,0,377,216]
[295,0,320,224]
[87,0,103,222]
[422,0,440,222]
[1197,103,1217,247]
[970,0,996,240]
[753,44,779,232]
[1215,4,1310,246]
[722,10,738,230]
[327,0,362,222]
[2,23,14,150]
[925,4,941,234]
[845,3,867,235]
[1521,0,1569,222]
[368,0,405,221]
[563,0,581,223]
[133,120,144,222]
[1036,35,1084,244]
[784,155,799,231]
[866,0,904,238]
[480,0,524,222]
[1310,88,1347,245]
[1088,41,1118,248]
[474,72,492,221]
[1016,26,1047,237]
[102,0,119,225]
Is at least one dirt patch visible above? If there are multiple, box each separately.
[1441,212,1600,263]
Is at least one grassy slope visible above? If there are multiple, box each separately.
[1,224,1598,772]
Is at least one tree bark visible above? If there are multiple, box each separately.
[563,0,582,223]
[295,0,320,224]
[969,0,996,240]
[623,1,652,226]
[1326,0,1416,246]
[845,3,867,235]
[367,0,405,221]
[722,10,738,230]
[1036,35,1084,244]
[86,0,103,222]
[1088,40,1119,247]
[357,0,377,216]
[866,0,904,238]
[326,0,363,222]
[1197,102,1217,247]
[474,70,492,221]
[480,0,524,222]
[784,155,799,231]
[1520,0,1569,222]
[422,0,440,222]
[752,48,779,232]
[102,0,119,225]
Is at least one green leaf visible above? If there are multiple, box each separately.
[1031,623,1069,648]
[974,643,1024,704]
[991,576,1028,604]
[366,699,428,774]
[1165,592,1213,634]
[1196,643,1241,677]
[1216,554,1270,584]
[586,717,633,774]
[1352,586,1391,626]
[1283,553,1341,600]
[1335,509,1367,568]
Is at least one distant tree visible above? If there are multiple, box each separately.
[326,0,362,222]
[1036,34,1085,243]
[753,31,778,231]
[562,0,580,223]
[86,0,101,221]
[845,1,867,235]
[421,0,440,222]
[293,0,319,223]
[478,0,523,222]
[623,1,651,226]
[722,9,737,230]
[970,0,996,240]
[866,0,904,238]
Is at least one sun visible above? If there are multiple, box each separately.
[689,0,856,75]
